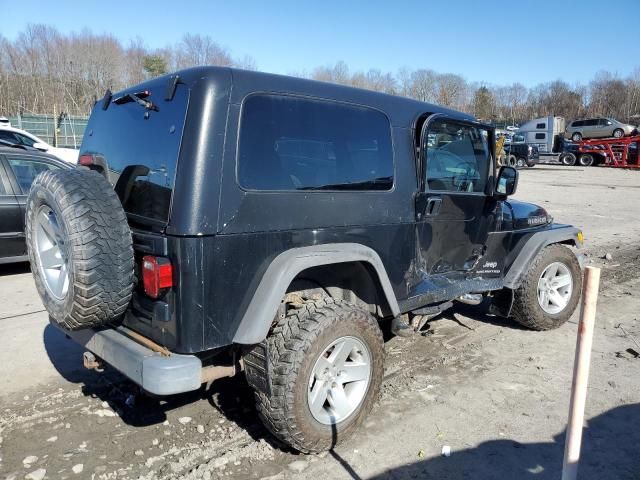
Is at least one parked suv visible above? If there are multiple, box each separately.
[26,67,583,453]
[504,140,539,168]
[566,117,635,141]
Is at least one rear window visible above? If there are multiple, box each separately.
[80,83,189,225]
[237,95,393,191]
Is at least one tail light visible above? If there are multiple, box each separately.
[141,255,173,298]
[78,154,95,166]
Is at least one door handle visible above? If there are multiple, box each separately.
[425,197,442,216]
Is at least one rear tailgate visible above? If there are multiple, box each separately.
[80,76,189,231]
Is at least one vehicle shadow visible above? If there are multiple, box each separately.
[0,261,30,277]
[367,403,640,480]
[39,297,557,446]
[43,322,207,426]
[42,322,281,439]
[43,323,95,384]
[429,300,531,332]
[205,375,290,451]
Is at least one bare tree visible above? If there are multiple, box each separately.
[1,24,638,126]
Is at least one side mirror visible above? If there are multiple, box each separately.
[495,166,518,196]
[32,142,49,152]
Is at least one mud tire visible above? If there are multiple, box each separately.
[26,168,134,330]
[245,298,384,453]
[511,244,582,331]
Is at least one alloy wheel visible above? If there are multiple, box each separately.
[537,262,573,315]
[35,205,69,300]
[307,336,371,425]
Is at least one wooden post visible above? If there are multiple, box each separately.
[561,266,601,480]
[53,104,58,147]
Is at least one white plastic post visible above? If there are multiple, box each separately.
[561,266,601,480]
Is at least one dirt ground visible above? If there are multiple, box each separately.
[1,165,640,480]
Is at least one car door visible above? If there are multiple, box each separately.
[599,118,614,137]
[584,119,599,138]
[415,115,497,277]
[0,155,26,261]
[3,154,64,257]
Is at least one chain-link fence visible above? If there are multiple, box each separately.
[6,113,88,149]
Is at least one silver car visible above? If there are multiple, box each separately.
[566,117,636,141]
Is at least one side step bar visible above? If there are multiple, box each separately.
[391,294,484,337]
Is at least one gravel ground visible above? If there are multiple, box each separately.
[1,164,639,480]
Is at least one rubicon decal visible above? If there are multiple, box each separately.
[527,216,549,226]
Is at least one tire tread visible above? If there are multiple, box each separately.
[245,298,384,453]
[26,168,134,330]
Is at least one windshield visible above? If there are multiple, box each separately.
[80,81,189,227]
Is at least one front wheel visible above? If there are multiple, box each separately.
[511,244,582,330]
[613,128,624,138]
[246,298,384,453]
[560,152,577,166]
[516,157,527,168]
[572,132,583,142]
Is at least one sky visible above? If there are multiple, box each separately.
[2,0,639,87]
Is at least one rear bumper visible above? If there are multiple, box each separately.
[54,321,202,395]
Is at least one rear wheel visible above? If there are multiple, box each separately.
[511,244,582,330]
[613,128,624,138]
[579,154,595,167]
[508,154,517,167]
[572,132,583,142]
[245,298,384,453]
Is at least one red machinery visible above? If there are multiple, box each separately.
[576,135,640,168]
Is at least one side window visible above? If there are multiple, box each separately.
[7,157,60,194]
[0,130,20,144]
[237,95,393,191]
[14,133,37,147]
[536,123,546,129]
[585,119,598,127]
[424,119,490,193]
[0,167,6,195]
[572,121,583,127]
[535,133,546,140]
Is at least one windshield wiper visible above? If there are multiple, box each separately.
[299,176,393,191]
[113,90,159,112]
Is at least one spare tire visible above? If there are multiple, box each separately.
[26,168,135,331]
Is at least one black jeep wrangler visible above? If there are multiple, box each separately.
[26,67,583,453]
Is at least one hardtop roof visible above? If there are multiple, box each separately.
[121,66,476,129]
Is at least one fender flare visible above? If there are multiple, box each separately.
[503,226,582,289]
[232,243,400,345]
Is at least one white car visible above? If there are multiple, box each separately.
[0,125,78,163]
